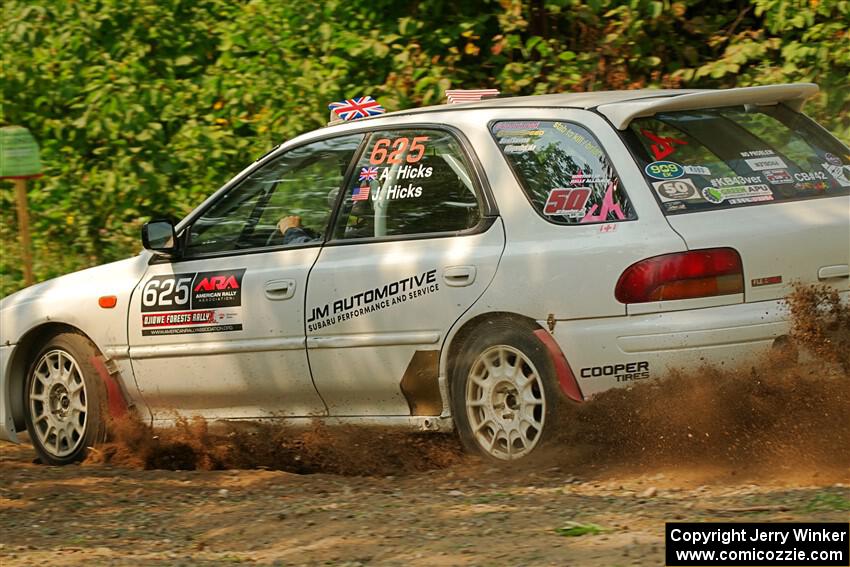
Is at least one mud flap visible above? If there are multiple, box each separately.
[399,350,443,415]
[90,356,128,419]
[533,329,584,402]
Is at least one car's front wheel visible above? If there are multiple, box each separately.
[451,320,562,460]
[24,333,108,465]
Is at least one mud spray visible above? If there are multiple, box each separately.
[87,284,849,477]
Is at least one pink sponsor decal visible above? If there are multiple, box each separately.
[581,181,626,223]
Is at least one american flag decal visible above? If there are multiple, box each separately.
[359,167,379,181]
[352,184,371,201]
[328,96,386,121]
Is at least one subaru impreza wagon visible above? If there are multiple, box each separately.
[2,83,848,464]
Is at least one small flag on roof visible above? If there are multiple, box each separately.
[445,89,500,104]
[328,96,386,121]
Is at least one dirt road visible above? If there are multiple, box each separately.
[1,436,848,566]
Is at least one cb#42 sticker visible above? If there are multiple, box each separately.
[140,269,246,336]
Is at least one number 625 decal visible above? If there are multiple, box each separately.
[141,274,194,312]
[369,136,429,165]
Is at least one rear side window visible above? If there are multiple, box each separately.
[623,105,850,214]
[492,121,636,225]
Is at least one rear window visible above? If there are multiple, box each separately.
[491,121,636,225]
[622,105,850,214]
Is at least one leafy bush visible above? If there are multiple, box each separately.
[2,0,848,295]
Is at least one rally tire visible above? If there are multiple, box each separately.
[451,320,563,461]
[24,333,108,465]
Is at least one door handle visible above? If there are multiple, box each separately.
[265,279,296,300]
[818,265,850,280]
[442,266,476,287]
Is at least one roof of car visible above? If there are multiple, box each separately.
[390,88,703,115]
[352,83,819,129]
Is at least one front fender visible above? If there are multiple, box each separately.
[0,254,151,442]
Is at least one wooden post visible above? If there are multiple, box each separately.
[13,178,34,286]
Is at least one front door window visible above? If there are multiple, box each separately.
[185,134,364,256]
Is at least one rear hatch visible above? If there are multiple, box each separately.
[621,104,850,301]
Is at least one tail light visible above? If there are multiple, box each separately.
[615,248,743,303]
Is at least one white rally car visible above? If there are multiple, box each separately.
[2,84,849,464]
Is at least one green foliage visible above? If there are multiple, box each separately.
[2,0,848,295]
[554,522,605,536]
[802,492,850,512]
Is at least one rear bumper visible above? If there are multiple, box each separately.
[542,297,819,399]
[0,344,19,443]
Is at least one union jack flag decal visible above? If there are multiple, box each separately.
[328,96,386,121]
[359,167,379,182]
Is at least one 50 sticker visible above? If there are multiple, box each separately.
[653,179,698,201]
[543,187,592,217]
[369,136,429,165]
[645,161,684,180]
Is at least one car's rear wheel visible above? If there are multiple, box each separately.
[451,320,562,460]
[24,333,108,465]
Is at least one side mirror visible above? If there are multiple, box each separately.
[142,219,178,255]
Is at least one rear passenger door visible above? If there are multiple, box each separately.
[305,127,504,416]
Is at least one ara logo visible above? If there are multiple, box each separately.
[191,269,246,308]
[194,275,240,292]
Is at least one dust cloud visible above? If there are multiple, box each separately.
[88,284,849,477]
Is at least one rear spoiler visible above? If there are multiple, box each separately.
[597,83,819,130]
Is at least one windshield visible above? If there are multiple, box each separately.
[622,105,850,214]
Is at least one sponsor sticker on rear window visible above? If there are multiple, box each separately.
[624,105,850,214]
[701,184,774,205]
[746,156,787,171]
[653,179,700,202]
[645,161,684,180]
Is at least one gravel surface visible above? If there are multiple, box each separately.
[1,439,848,566]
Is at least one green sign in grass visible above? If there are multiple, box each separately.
[0,126,42,178]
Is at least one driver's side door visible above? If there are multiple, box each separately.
[128,134,363,422]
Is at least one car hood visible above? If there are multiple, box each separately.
[0,254,151,345]
[2,256,147,309]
